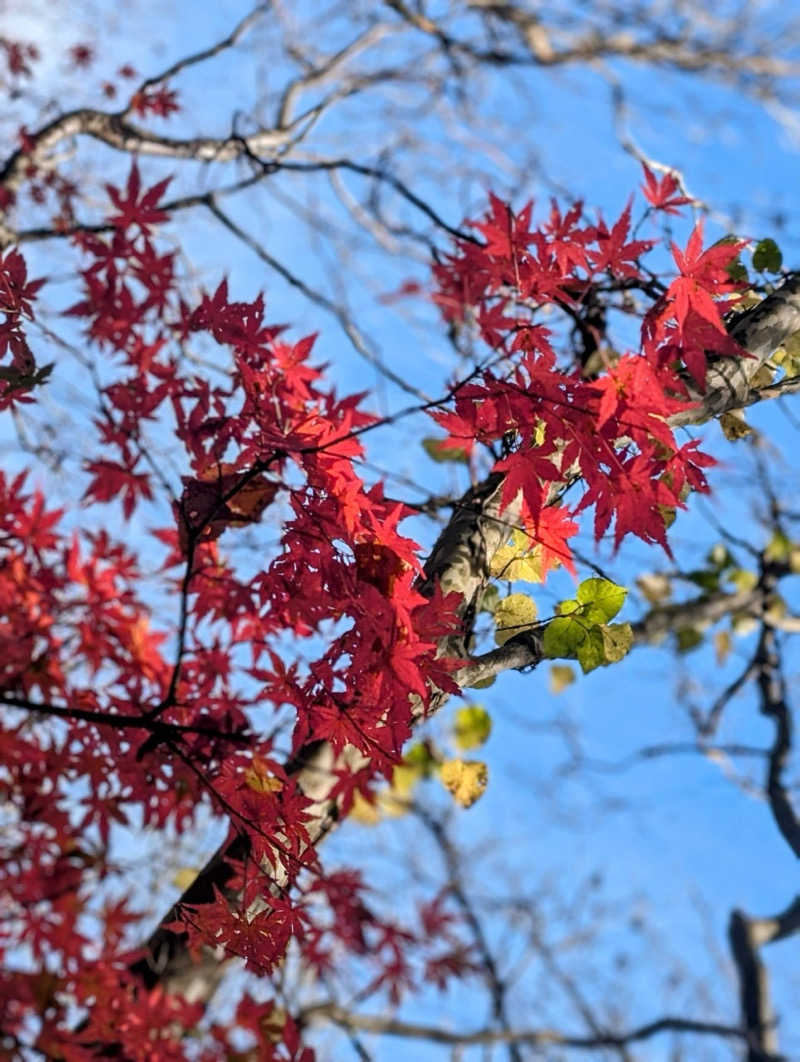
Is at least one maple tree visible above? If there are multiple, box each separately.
[2,3,800,1061]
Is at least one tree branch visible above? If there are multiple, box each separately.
[729,907,783,1062]
[129,254,800,1007]
[755,613,800,858]
[302,1002,759,1052]
[125,2,269,108]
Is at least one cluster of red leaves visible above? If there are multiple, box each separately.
[431,173,745,556]
[0,247,46,408]
[0,164,471,1058]
[129,85,181,118]
[0,162,750,1057]
[1,38,39,80]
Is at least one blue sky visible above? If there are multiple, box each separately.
[5,1,800,1058]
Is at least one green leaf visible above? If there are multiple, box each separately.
[453,705,492,750]
[752,238,782,273]
[542,614,588,658]
[403,741,437,776]
[765,530,792,563]
[576,578,627,623]
[714,235,748,282]
[676,627,703,653]
[686,569,720,592]
[422,436,469,463]
[466,674,496,690]
[556,598,579,615]
[727,568,758,592]
[726,258,748,283]
[576,626,606,673]
[544,615,632,673]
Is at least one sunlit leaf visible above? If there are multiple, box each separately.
[494,592,537,645]
[422,437,470,463]
[576,578,627,623]
[439,759,488,808]
[549,664,576,694]
[453,705,492,750]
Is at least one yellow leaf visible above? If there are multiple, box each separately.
[349,762,425,824]
[349,791,381,825]
[784,331,800,357]
[244,756,283,794]
[714,629,732,665]
[750,364,775,389]
[532,418,547,447]
[439,759,488,808]
[172,868,198,891]
[720,410,752,441]
[494,592,537,646]
[657,505,677,529]
[773,334,800,377]
[392,763,422,795]
[377,791,412,818]
[601,622,633,663]
[764,594,787,625]
[728,568,758,592]
[490,529,544,582]
[259,1005,287,1045]
[549,664,575,694]
[732,611,758,636]
[737,290,764,311]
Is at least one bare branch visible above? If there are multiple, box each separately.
[276,23,396,129]
[749,895,800,948]
[413,806,523,1062]
[755,617,800,858]
[126,2,270,107]
[729,910,782,1062]
[0,108,315,246]
[386,0,800,86]
[302,1002,757,1052]
[729,896,800,1060]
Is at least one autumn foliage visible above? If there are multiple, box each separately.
[0,157,751,1058]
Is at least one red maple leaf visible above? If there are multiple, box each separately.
[641,165,692,215]
[106,163,171,233]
